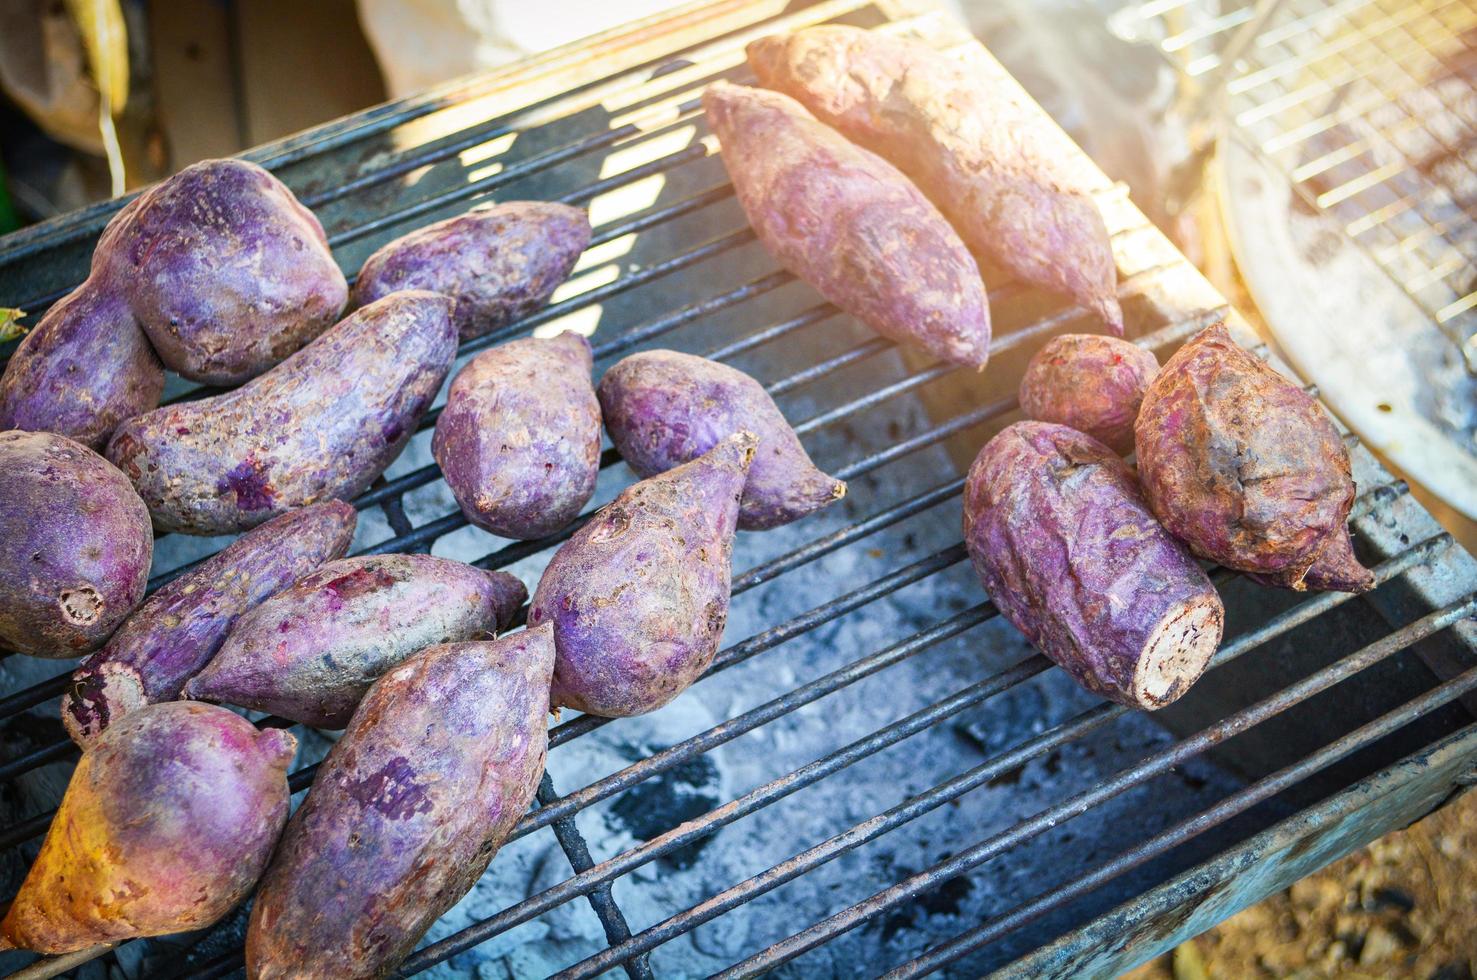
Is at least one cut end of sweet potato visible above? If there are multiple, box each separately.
[1132,593,1224,710]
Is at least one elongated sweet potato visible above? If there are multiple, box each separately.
[108,291,455,535]
[352,201,591,341]
[1135,323,1373,592]
[0,431,152,658]
[528,431,754,716]
[433,331,601,539]
[1018,334,1158,453]
[748,26,1123,333]
[598,349,845,529]
[184,554,526,727]
[61,501,357,746]
[0,702,295,954]
[703,81,991,368]
[964,422,1223,709]
[246,628,553,979]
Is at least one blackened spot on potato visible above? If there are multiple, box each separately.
[347,756,434,820]
[65,671,108,731]
[217,457,274,511]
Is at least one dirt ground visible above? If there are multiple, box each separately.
[1124,786,1477,980]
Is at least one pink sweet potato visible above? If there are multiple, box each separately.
[61,501,357,746]
[0,431,153,658]
[246,627,553,979]
[432,331,601,539]
[598,349,845,529]
[964,421,1223,709]
[0,702,295,954]
[1135,323,1373,593]
[1018,334,1158,454]
[528,431,755,717]
[184,554,526,727]
[703,81,991,368]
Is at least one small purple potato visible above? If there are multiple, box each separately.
[529,431,755,717]
[598,349,845,530]
[0,431,153,658]
[62,501,357,746]
[964,422,1223,709]
[0,702,295,954]
[703,81,991,368]
[184,554,527,728]
[748,27,1123,333]
[1018,334,1158,453]
[1136,323,1373,592]
[351,201,591,341]
[108,291,455,535]
[432,331,601,539]
[246,628,554,979]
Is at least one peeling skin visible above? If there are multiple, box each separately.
[0,702,295,954]
[747,27,1123,334]
[528,432,755,717]
[0,431,153,658]
[351,201,591,340]
[599,349,846,530]
[964,422,1224,710]
[61,501,357,747]
[432,331,601,539]
[1135,322,1373,592]
[1019,334,1159,454]
[246,630,553,980]
[702,81,991,368]
[106,291,456,535]
[183,554,527,728]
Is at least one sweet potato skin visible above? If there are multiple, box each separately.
[0,702,295,954]
[703,81,991,368]
[528,431,754,717]
[1018,334,1158,453]
[352,201,591,341]
[598,349,845,529]
[0,431,153,658]
[184,554,527,727]
[964,422,1223,708]
[747,26,1122,333]
[107,291,455,535]
[246,628,553,980]
[432,331,601,539]
[61,501,357,746]
[1135,323,1373,592]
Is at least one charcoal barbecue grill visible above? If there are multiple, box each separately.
[1,1,1476,977]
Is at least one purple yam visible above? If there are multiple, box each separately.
[0,431,153,658]
[964,421,1224,709]
[245,627,553,979]
[1018,334,1159,454]
[528,431,755,717]
[62,501,357,746]
[432,331,601,539]
[598,349,845,530]
[0,702,295,953]
[183,554,527,728]
[702,81,991,368]
[351,201,591,341]
[107,291,455,535]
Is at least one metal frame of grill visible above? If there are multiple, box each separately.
[1,1,1475,978]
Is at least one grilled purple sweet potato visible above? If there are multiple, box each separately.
[1018,334,1158,454]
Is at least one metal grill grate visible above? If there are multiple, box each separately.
[1,2,1476,978]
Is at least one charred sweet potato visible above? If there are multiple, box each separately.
[184,554,526,727]
[433,331,601,539]
[1018,334,1158,454]
[0,702,295,954]
[108,291,456,535]
[528,431,755,716]
[703,81,991,368]
[0,431,153,658]
[598,349,845,529]
[246,628,553,979]
[62,501,357,746]
[1135,322,1373,592]
[964,422,1223,709]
